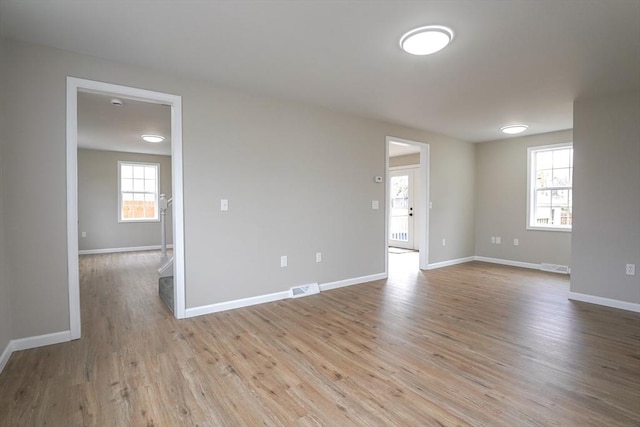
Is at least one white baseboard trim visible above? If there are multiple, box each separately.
[0,330,71,375]
[185,273,388,319]
[185,290,290,318]
[568,292,640,313]
[79,244,173,255]
[11,330,71,352]
[319,273,387,291]
[473,256,542,271]
[426,256,475,270]
[0,340,13,374]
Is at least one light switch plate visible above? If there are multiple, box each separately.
[372,200,379,210]
[220,199,228,211]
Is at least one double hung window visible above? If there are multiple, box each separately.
[527,143,573,231]
[118,162,159,222]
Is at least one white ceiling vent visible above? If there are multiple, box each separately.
[289,283,320,299]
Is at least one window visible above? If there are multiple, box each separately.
[527,143,573,231]
[118,161,159,222]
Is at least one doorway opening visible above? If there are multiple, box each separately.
[66,77,186,340]
[389,166,419,250]
[386,137,429,274]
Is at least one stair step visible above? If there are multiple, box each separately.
[158,257,174,278]
[159,276,174,313]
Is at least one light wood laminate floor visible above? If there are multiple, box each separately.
[0,251,638,426]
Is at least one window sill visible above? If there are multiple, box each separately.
[526,225,572,233]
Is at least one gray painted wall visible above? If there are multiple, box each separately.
[572,91,640,304]
[0,166,8,355]
[429,140,476,262]
[78,149,173,251]
[0,40,11,355]
[475,130,573,266]
[1,40,475,338]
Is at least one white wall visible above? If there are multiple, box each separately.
[1,39,476,338]
[572,91,640,304]
[475,130,573,266]
[78,149,173,251]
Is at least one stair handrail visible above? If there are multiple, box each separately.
[159,194,173,265]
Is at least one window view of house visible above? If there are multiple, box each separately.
[528,144,573,230]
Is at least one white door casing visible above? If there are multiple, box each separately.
[66,77,186,340]
[385,137,430,273]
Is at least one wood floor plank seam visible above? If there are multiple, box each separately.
[0,252,638,426]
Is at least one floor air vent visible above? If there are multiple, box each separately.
[289,283,320,299]
[541,263,570,274]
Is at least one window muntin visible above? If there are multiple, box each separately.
[118,162,159,222]
[527,143,573,231]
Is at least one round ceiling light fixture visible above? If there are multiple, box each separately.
[141,134,165,143]
[500,125,529,135]
[400,25,454,55]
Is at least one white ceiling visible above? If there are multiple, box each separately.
[77,92,171,156]
[2,1,639,143]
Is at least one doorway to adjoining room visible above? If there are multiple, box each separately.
[387,137,429,274]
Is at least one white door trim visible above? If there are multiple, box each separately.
[66,77,186,339]
[386,137,430,272]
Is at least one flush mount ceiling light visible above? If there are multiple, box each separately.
[500,125,529,135]
[400,25,454,55]
[110,98,123,106]
[141,134,165,143]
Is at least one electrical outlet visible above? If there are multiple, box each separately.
[316,252,322,263]
[626,264,635,276]
[496,236,501,244]
[81,231,87,238]
[372,200,379,210]
[491,236,496,243]
[280,256,288,268]
[513,238,519,246]
[442,238,446,246]
[220,199,228,211]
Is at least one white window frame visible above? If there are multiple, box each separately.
[118,161,160,223]
[527,142,573,232]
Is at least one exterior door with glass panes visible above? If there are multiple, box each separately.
[389,167,418,250]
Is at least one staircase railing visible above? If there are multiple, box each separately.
[159,193,173,266]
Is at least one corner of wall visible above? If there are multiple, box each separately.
[0,36,15,369]
[473,130,573,266]
[571,91,640,306]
